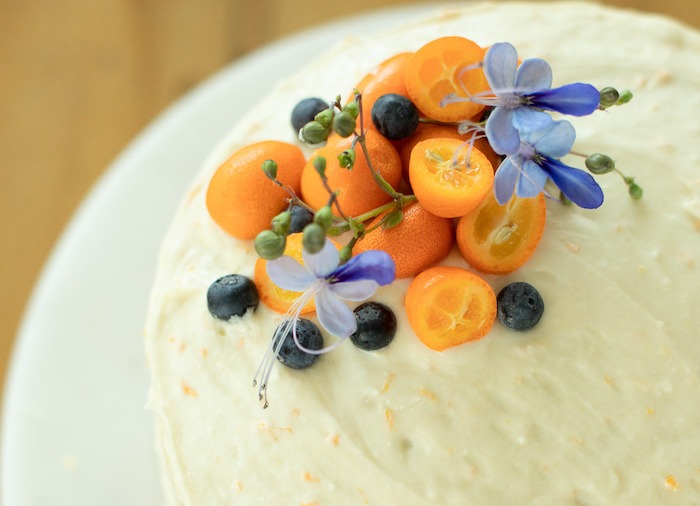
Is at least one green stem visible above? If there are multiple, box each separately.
[356,135,401,200]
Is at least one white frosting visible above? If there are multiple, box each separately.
[145,2,700,504]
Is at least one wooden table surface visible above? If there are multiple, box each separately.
[1,0,696,401]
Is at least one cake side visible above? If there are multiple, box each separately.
[146,2,700,504]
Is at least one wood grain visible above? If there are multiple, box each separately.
[0,0,697,399]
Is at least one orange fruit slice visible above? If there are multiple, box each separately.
[254,233,339,315]
[206,141,305,240]
[399,123,501,181]
[405,266,496,351]
[300,130,402,217]
[353,202,453,279]
[409,137,493,218]
[405,37,490,122]
[456,192,547,274]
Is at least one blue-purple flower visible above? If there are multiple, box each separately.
[253,239,395,405]
[493,120,604,209]
[475,42,600,155]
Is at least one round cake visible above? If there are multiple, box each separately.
[145,2,700,504]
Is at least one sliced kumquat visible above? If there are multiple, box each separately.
[350,52,413,128]
[399,123,501,181]
[300,130,402,217]
[409,137,493,218]
[206,141,305,240]
[456,192,547,274]
[405,266,496,351]
[254,233,339,315]
[405,37,490,123]
[353,202,453,279]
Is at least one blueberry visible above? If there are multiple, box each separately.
[207,274,259,320]
[288,205,314,234]
[350,302,397,351]
[291,98,329,133]
[496,282,544,331]
[371,94,419,140]
[273,319,323,369]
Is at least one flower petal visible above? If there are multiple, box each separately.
[514,58,552,93]
[266,256,316,291]
[539,157,604,209]
[331,250,395,286]
[493,156,519,205]
[531,120,576,159]
[486,107,519,155]
[302,239,339,278]
[512,107,552,133]
[530,83,600,116]
[315,288,357,337]
[516,159,548,198]
[329,279,379,301]
[483,42,518,91]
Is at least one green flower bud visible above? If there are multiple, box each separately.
[254,230,286,260]
[585,153,616,174]
[628,182,643,200]
[271,211,291,236]
[599,87,620,108]
[333,110,357,138]
[338,245,352,263]
[314,108,334,130]
[616,90,633,105]
[302,223,326,254]
[314,205,333,231]
[343,101,360,119]
[313,156,327,178]
[338,148,356,169]
[261,159,278,180]
[301,121,329,145]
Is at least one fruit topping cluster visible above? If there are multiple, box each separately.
[203,35,638,407]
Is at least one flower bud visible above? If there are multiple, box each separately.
[302,223,326,254]
[338,245,352,263]
[314,109,334,130]
[254,230,286,260]
[312,156,327,178]
[616,90,633,105]
[343,101,360,119]
[599,87,619,108]
[261,159,278,180]
[313,205,333,232]
[301,121,329,145]
[333,110,357,138]
[338,148,356,169]
[585,153,615,174]
[271,211,291,236]
[628,182,643,200]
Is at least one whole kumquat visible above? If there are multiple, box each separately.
[349,52,413,128]
[409,137,493,218]
[206,141,305,240]
[456,192,547,274]
[405,266,496,351]
[352,202,453,279]
[300,130,402,217]
[405,37,490,123]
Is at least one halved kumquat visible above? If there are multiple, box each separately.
[405,266,496,351]
[456,192,547,274]
[405,37,489,123]
[409,137,493,218]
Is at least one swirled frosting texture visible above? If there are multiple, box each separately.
[146,2,700,504]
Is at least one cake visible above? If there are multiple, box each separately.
[145,2,700,504]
